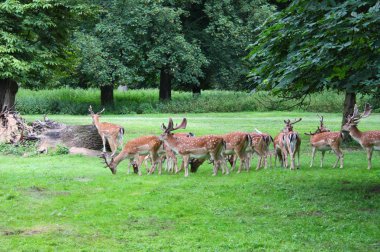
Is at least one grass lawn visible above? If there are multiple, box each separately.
[0,112,379,251]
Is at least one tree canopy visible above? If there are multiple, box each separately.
[0,0,87,87]
[247,0,380,100]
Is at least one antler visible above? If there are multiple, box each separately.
[88,105,94,115]
[361,103,372,118]
[290,118,302,125]
[164,118,187,133]
[89,105,105,115]
[97,108,105,115]
[350,103,373,123]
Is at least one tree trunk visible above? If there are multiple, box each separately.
[159,68,172,101]
[192,85,201,96]
[0,79,18,111]
[342,91,356,127]
[100,85,114,107]
[38,125,111,152]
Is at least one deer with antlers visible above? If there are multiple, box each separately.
[342,103,380,169]
[160,118,228,177]
[305,115,344,168]
[274,118,302,170]
[89,105,124,157]
[102,135,162,175]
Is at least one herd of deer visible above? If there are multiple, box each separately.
[88,103,379,177]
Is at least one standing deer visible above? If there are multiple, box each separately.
[275,118,302,170]
[342,103,380,169]
[102,135,162,175]
[222,132,251,173]
[89,105,124,156]
[305,115,344,168]
[247,130,273,170]
[160,118,228,177]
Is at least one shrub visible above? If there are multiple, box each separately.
[15,87,375,115]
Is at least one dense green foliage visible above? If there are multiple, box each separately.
[72,0,274,92]
[1,112,379,250]
[0,0,87,87]
[247,0,380,98]
[15,87,377,115]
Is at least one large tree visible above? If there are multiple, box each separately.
[0,0,86,110]
[247,0,380,124]
[75,0,208,102]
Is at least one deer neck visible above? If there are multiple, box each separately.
[164,134,181,154]
[92,117,101,130]
[349,125,362,143]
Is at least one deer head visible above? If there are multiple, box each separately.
[88,105,105,125]
[283,118,302,132]
[305,114,331,136]
[342,103,372,131]
[160,118,187,140]
[101,153,116,174]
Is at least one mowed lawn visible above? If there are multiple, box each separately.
[1,112,379,251]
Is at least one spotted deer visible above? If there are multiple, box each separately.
[247,130,273,170]
[275,118,302,170]
[342,103,380,169]
[160,118,228,177]
[305,115,344,168]
[89,105,124,156]
[222,132,251,173]
[101,135,162,175]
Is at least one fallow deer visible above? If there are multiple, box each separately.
[221,132,251,173]
[160,118,228,177]
[89,105,124,157]
[102,135,162,175]
[275,118,302,170]
[247,130,273,170]
[305,115,344,168]
[342,103,380,169]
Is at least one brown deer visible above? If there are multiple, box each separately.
[101,135,162,175]
[305,115,344,168]
[222,132,251,173]
[275,118,302,170]
[89,105,124,157]
[160,118,228,177]
[342,103,380,169]
[145,132,195,175]
[247,130,273,170]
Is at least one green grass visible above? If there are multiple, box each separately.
[1,112,380,251]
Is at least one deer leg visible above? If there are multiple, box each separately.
[183,155,190,177]
[366,147,373,170]
[332,147,341,168]
[256,155,262,170]
[290,152,295,170]
[101,135,107,153]
[310,147,316,167]
[339,148,344,169]
[320,151,325,168]
[297,149,300,169]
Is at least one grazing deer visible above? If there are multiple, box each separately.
[342,103,380,169]
[247,130,273,170]
[89,105,124,157]
[160,118,228,177]
[145,132,195,175]
[101,135,162,175]
[305,115,344,168]
[275,118,302,170]
[222,132,251,173]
